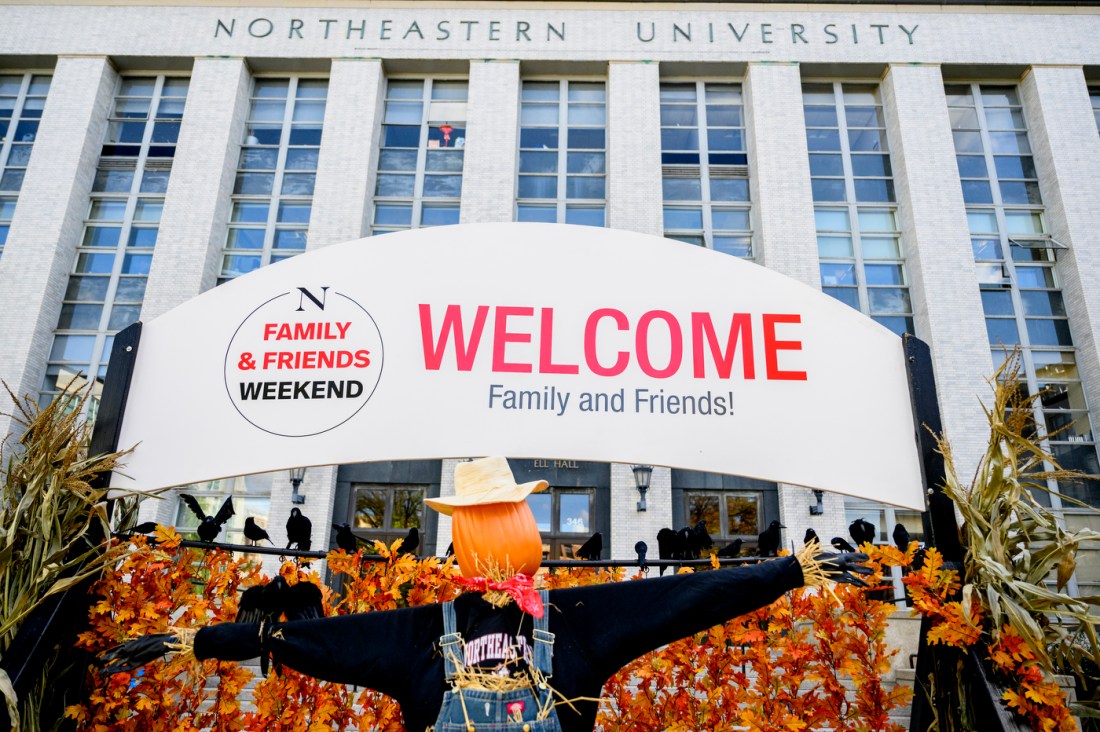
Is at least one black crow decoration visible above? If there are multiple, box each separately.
[130,521,158,535]
[180,495,235,543]
[757,520,784,557]
[849,518,876,548]
[804,528,819,547]
[687,522,713,557]
[396,527,419,555]
[575,532,602,561]
[634,540,647,572]
[831,536,857,553]
[716,538,743,558]
[332,523,361,553]
[244,517,271,546]
[892,523,911,550]
[286,508,312,551]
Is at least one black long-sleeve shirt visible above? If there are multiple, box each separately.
[194,556,803,732]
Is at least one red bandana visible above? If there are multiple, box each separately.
[455,573,544,618]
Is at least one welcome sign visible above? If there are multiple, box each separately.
[111,223,925,510]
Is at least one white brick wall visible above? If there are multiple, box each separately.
[141,57,251,323]
[607,61,662,235]
[0,56,117,441]
[309,58,384,247]
[461,60,520,225]
[881,63,991,481]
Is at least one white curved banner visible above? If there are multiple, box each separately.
[112,223,925,510]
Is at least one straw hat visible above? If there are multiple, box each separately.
[424,456,548,516]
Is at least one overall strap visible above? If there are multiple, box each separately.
[439,600,463,681]
[532,589,555,678]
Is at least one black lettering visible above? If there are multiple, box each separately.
[872,24,888,44]
[547,22,565,41]
[824,24,839,44]
[791,23,807,44]
[403,20,424,40]
[289,18,304,39]
[460,20,478,40]
[437,20,451,40]
[516,21,530,41]
[262,382,276,399]
[239,382,262,399]
[347,380,364,398]
[673,23,691,42]
[215,18,235,38]
[296,286,329,312]
[636,22,655,42]
[294,381,310,399]
[728,23,749,42]
[761,23,773,44]
[319,19,337,39]
[380,19,392,39]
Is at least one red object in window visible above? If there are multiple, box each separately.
[439,123,454,147]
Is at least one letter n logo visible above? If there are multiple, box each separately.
[296,286,329,312]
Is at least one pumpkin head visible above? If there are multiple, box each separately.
[451,501,543,579]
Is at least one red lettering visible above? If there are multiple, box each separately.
[584,309,629,377]
[492,306,533,373]
[263,351,277,369]
[691,312,755,379]
[263,323,278,340]
[277,352,293,369]
[355,349,371,367]
[763,313,807,381]
[538,308,579,375]
[636,310,683,379]
[419,304,490,371]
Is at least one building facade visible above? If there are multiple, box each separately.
[1,0,1099,591]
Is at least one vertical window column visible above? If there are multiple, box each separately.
[42,76,188,413]
[660,82,752,258]
[804,82,913,337]
[0,73,50,261]
[516,80,606,227]
[372,79,467,234]
[222,78,327,282]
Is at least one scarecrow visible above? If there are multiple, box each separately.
[101,456,870,732]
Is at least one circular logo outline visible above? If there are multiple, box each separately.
[223,290,385,438]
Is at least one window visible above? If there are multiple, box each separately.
[221,78,327,283]
[526,488,595,559]
[0,73,50,261]
[516,80,605,227]
[803,82,913,337]
[353,484,425,547]
[949,82,1099,588]
[684,491,759,551]
[174,472,275,546]
[41,76,188,413]
[372,79,466,235]
[660,82,752,258]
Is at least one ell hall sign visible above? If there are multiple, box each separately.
[111,223,925,510]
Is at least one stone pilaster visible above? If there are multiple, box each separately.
[460,60,520,224]
[607,61,662,235]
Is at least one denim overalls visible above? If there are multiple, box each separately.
[433,590,563,732]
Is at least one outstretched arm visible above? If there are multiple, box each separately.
[550,556,803,681]
[191,604,444,700]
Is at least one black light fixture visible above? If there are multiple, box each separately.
[809,489,824,516]
[632,464,653,512]
[289,466,307,505]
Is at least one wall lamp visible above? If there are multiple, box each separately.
[632,464,653,512]
[289,466,307,505]
[809,489,824,516]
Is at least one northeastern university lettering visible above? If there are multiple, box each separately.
[214,16,919,47]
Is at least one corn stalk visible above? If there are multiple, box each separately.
[0,385,134,731]
[938,352,1100,720]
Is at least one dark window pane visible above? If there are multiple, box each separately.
[687,495,721,535]
[378,149,418,171]
[986,318,1020,346]
[374,204,412,226]
[113,277,147,302]
[92,170,134,193]
[151,122,180,144]
[820,262,856,286]
[425,150,464,173]
[280,173,316,195]
[707,128,743,152]
[811,179,846,202]
[1026,319,1073,347]
[234,173,274,195]
[1022,291,1066,318]
[108,305,141,330]
[128,228,158,247]
[726,495,759,535]
[421,205,459,226]
[661,152,700,165]
[708,153,747,166]
[56,304,103,330]
[809,154,844,177]
[803,106,838,128]
[956,155,988,178]
[981,289,1014,316]
[853,179,895,203]
[705,105,741,127]
[663,207,703,230]
[392,489,424,529]
[961,180,994,204]
[519,151,557,174]
[806,128,841,151]
[567,128,605,149]
[423,175,462,198]
[567,152,605,175]
[999,180,1043,205]
[994,155,1037,179]
[354,489,386,529]
[375,174,415,197]
[65,276,110,302]
[139,171,171,193]
[517,205,556,223]
[273,229,307,250]
[972,238,1003,260]
[288,126,322,146]
[850,154,891,177]
[848,128,886,152]
[121,254,152,274]
[383,125,420,147]
[865,264,904,286]
[520,128,558,149]
[661,128,699,151]
[565,207,604,227]
[565,176,604,200]
[83,227,121,248]
[518,176,557,199]
[227,228,265,249]
[873,316,913,337]
[285,148,320,171]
